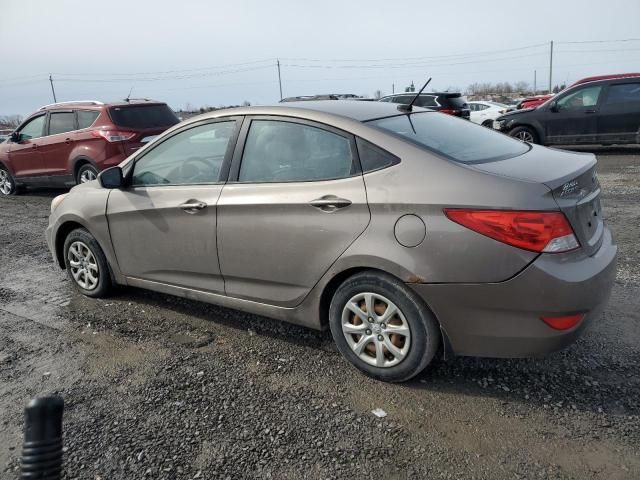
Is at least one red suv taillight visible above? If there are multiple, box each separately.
[439,108,459,115]
[91,130,136,142]
[443,209,580,253]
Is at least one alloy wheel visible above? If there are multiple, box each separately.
[514,130,534,143]
[0,169,13,195]
[80,169,97,183]
[341,292,411,368]
[67,241,100,290]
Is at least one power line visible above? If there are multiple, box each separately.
[557,38,640,44]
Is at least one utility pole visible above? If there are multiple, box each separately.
[392,83,395,94]
[49,74,57,103]
[276,59,283,101]
[548,40,554,94]
[534,70,537,94]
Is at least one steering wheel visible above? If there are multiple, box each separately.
[172,156,214,183]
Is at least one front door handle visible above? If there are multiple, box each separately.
[179,200,207,214]
[65,138,73,144]
[585,109,597,114]
[309,195,352,212]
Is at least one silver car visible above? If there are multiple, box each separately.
[46,101,617,382]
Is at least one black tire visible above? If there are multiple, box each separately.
[0,165,18,196]
[63,228,111,298]
[76,164,99,185]
[508,126,539,144]
[329,271,440,383]
[481,120,494,129]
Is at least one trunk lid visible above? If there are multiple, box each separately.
[470,145,604,256]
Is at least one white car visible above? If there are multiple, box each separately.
[468,101,509,128]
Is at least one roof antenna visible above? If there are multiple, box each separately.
[398,77,432,112]
[125,86,134,102]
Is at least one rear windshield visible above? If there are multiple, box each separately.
[368,112,529,164]
[108,104,179,129]
[440,95,467,108]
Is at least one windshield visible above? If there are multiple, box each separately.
[108,104,179,129]
[367,112,529,164]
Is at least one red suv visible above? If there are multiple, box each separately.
[0,100,179,195]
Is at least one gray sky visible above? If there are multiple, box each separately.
[2,0,640,116]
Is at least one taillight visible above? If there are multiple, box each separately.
[440,108,459,115]
[91,130,136,142]
[541,313,585,330]
[443,209,580,253]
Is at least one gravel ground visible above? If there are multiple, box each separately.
[1,150,639,479]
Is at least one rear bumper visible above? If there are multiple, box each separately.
[408,227,617,358]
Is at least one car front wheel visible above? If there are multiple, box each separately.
[0,166,18,196]
[329,271,440,382]
[509,126,538,144]
[63,228,111,297]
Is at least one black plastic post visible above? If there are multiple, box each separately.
[21,396,64,480]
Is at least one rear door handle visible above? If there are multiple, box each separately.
[65,138,73,144]
[585,109,597,114]
[309,195,352,212]
[179,200,207,214]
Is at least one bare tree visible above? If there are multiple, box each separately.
[514,81,530,93]
[0,115,23,128]
[242,100,251,106]
[373,89,383,99]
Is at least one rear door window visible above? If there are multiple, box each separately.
[77,110,100,129]
[368,112,529,164]
[603,83,640,106]
[48,112,76,135]
[238,120,355,183]
[109,105,180,129]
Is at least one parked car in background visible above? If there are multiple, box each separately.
[379,93,470,119]
[280,94,362,102]
[46,100,615,382]
[468,101,510,127]
[0,99,179,195]
[494,75,640,145]
[517,94,553,110]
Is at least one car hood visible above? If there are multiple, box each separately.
[496,108,535,121]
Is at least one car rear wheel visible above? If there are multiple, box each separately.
[329,271,440,382]
[0,166,17,196]
[77,164,99,184]
[509,126,538,144]
[63,228,111,298]
[481,120,494,128]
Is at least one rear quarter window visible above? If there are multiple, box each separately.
[108,104,179,129]
[77,110,100,129]
[368,112,529,164]
[356,138,399,172]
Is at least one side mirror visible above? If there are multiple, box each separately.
[10,131,21,143]
[549,101,559,112]
[98,166,124,189]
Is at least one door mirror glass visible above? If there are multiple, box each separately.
[549,101,559,112]
[10,131,21,143]
[99,166,123,189]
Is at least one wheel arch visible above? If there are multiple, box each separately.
[71,156,98,181]
[508,122,545,144]
[319,266,453,361]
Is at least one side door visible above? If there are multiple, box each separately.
[544,85,603,144]
[106,118,241,294]
[597,82,640,144]
[217,117,370,307]
[38,110,77,178]
[7,114,46,178]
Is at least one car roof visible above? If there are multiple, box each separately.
[571,73,640,86]
[189,100,427,125]
[39,99,167,111]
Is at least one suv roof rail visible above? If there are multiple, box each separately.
[38,100,104,110]
[122,97,154,103]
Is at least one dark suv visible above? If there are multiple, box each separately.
[379,93,470,119]
[0,100,179,195]
[494,75,640,145]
